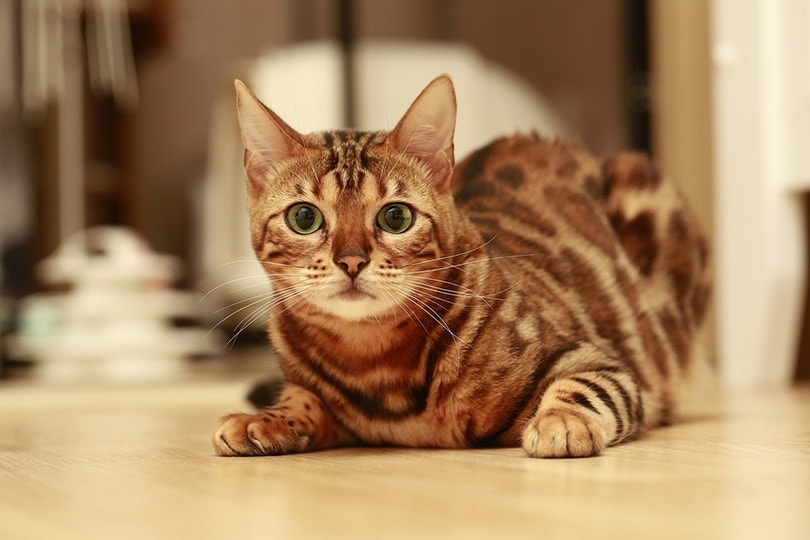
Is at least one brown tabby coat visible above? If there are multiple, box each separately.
[213,76,711,458]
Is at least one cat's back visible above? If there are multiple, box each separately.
[452,134,604,208]
[451,133,711,373]
[451,134,616,265]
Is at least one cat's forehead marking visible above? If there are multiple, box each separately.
[293,129,423,206]
[319,130,387,192]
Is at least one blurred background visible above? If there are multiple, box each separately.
[0,0,807,388]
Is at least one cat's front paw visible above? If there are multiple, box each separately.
[213,412,312,456]
[521,410,607,458]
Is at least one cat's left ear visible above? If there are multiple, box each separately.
[386,75,457,193]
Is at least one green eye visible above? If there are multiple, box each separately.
[286,204,323,234]
[377,203,413,234]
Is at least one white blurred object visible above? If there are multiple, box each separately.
[86,0,139,109]
[201,40,567,321]
[21,0,139,117]
[712,0,810,386]
[21,0,139,244]
[10,227,221,382]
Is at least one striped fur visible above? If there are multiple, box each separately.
[214,76,711,458]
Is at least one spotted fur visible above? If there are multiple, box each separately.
[213,76,711,458]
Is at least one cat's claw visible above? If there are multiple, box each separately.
[215,432,239,456]
[521,410,607,458]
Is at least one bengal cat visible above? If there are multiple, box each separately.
[213,75,711,458]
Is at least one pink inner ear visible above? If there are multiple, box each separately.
[388,76,457,191]
[234,80,306,195]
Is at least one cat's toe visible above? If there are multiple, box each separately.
[521,410,606,458]
[213,414,260,456]
[213,413,311,456]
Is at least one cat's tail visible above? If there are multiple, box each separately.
[246,377,286,408]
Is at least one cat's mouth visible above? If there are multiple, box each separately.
[321,285,387,321]
[334,287,373,301]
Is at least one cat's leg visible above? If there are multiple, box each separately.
[521,368,643,458]
[213,383,353,456]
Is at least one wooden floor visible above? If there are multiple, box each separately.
[1,372,808,540]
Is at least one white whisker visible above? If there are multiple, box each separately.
[407,253,537,275]
[390,283,469,358]
[222,285,316,348]
[407,276,505,302]
[382,287,431,336]
[403,236,499,269]
[209,281,307,334]
[199,274,272,303]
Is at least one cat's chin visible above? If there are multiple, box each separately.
[316,293,395,322]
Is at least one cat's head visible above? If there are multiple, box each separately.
[235,76,471,322]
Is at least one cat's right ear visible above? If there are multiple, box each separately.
[234,80,306,196]
[385,75,457,193]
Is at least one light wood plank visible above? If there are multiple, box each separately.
[1,379,808,539]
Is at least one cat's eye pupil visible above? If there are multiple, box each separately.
[295,207,316,229]
[385,207,405,229]
[287,204,323,234]
[378,204,413,233]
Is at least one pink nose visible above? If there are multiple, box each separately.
[334,252,369,278]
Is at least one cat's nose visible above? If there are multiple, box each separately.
[334,251,369,278]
